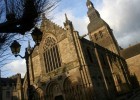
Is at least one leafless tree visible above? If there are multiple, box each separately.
[0,0,60,71]
[0,0,60,33]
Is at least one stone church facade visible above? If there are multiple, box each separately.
[22,0,132,100]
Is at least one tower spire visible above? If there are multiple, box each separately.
[86,0,120,54]
[87,0,100,23]
[64,13,71,25]
[86,0,94,9]
[64,13,74,30]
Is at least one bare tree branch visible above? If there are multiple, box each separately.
[0,0,60,33]
[0,0,60,76]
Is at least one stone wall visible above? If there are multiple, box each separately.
[126,54,140,84]
[0,74,23,100]
[32,55,41,79]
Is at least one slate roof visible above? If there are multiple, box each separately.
[120,43,140,59]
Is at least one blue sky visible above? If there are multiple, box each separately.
[1,0,140,78]
[53,0,103,20]
[52,0,140,47]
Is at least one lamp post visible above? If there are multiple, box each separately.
[10,27,42,100]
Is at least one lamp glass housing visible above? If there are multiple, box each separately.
[10,40,21,55]
[31,27,43,45]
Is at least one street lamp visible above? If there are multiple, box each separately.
[10,40,21,55]
[10,27,42,100]
[31,27,43,45]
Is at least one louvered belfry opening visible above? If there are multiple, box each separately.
[43,37,61,73]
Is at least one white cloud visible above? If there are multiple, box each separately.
[99,0,140,47]
[52,9,89,35]
[2,59,26,78]
[52,0,140,48]
[3,0,140,78]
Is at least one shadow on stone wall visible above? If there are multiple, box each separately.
[130,73,139,89]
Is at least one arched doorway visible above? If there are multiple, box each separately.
[63,77,83,100]
[30,85,44,100]
[46,82,63,100]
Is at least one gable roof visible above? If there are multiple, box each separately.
[120,43,140,59]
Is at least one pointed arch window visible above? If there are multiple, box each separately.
[43,37,61,73]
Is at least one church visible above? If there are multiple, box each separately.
[22,0,134,100]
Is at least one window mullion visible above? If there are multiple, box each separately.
[54,45,59,68]
[46,50,51,72]
[52,46,57,69]
[48,49,53,71]
[43,52,48,73]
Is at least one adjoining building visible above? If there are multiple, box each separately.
[0,73,23,100]
[121,43,140,88]
[22,0,134,100]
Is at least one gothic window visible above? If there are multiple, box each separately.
[87,48,93,63]
[43,37,61,73]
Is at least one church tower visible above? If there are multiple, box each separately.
[86,0,120,54]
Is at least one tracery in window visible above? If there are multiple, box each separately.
[43,36,61,73]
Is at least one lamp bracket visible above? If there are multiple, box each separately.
[15,54,25,59]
